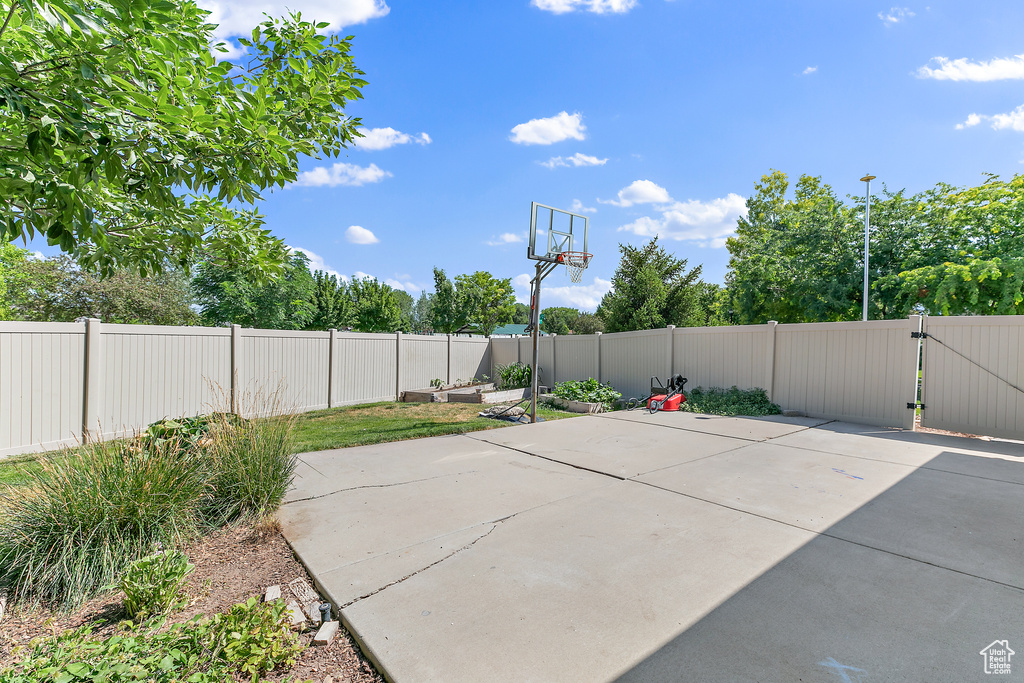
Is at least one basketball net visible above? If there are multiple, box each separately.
[560,251,592,283]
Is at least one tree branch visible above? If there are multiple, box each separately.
[0,3,17,42]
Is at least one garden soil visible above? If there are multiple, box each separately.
[0,523,383,683]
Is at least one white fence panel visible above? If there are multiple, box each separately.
[450,338,491,383]
[921,316,1024,440]
[672,324,773,392]
[600,328,670,401]
[552,335,599,384]
[490,338,520,378]
[238,329,329,416]
[401,335,448,391]
[773,319,918,428]
[100,324,232,438]
[0,322,85,456]
[331,332,398,406]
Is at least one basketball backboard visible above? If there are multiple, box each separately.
[528,202,589,263]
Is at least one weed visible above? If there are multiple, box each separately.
[496,361,532,389]
[678,386,782,417]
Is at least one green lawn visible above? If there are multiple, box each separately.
[290,400,578,453]
[0,452,48,487]
[0,401,580,487]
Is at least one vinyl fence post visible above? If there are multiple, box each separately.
[395,331,403,401]
[82,318,103,443]
[666,325,675,379]
[595,332,602,383]
[908,315,922,430]
[766,321,778,401]
[447,334,453,385]
[231,324,241,416]
[550,334,557,386]
[328,329,337,409]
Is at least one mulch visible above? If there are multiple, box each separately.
[0,523,383,683]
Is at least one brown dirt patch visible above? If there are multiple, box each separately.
[0,523,383,682]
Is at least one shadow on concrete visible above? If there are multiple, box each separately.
[615,449,1024,682]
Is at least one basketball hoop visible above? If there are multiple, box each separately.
[559,251,592,283]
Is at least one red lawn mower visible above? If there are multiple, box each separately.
[626,374,688,414]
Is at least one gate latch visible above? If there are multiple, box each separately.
[911,331,929,339]
[907,402,926,410]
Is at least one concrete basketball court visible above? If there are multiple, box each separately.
[278,411,1024,682]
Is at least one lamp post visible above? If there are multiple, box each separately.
[860,174,876,321]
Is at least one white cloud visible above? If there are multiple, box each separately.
[354,127,432,150]
[917,54,1024,82]
[531,0,637,14]
[290,246,343,279]
[292,162,392,187]
[509,111,586,145]
[878,6,914,25]
[204,0,389,53]
[513,273,611,311]
[600,179,672,207]
[346,225,379,244]
[802,66,818,75]
[571,199,597,214]
[353,271,373,280]
[956,113,983,130]
[541,152,608,169]
[486,232,525,246]
[617,193,748,248]
[955,105,1024,132]
[385,278,424,293]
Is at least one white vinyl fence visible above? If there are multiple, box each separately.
[5,314,1023,457]
[0,321,490,457]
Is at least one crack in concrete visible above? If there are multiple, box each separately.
[283,470,478,505]
[338,518,508,609]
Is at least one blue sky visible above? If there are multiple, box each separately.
[36,0,1024,310]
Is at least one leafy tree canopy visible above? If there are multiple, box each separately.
[0,0,365,279]
[306,271,351,330]
[429,267,468,334]
[349,276,402,333]
[3,251,196,323]
[540,306,581,335]
[192,251,314,328]
[454,271,516,336]
[597,238,708,332]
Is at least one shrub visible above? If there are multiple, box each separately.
[1,597,303,682]
[678,386,782,417]
[496,361,532,389]
[0,439,208,611]
[200,413,298,526]
[552,378,621,410]
[113,550,194,622]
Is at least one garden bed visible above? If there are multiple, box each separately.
[541,394,606,414]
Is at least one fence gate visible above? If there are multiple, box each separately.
[919,315,1024,441]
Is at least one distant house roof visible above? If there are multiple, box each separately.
[491,324,529,336]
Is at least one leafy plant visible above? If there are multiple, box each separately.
[552,378,621,410]
[112,550,194,622]
[496,362,532,389]
[430,378,445,389]
[678,386,782,417]
[0,598,303,682]
[0,439,207,611]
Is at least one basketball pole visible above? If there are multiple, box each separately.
[529,259,557,423]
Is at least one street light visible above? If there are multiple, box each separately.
[860,174,876,321]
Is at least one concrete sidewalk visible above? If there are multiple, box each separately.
[279,412,1024,682]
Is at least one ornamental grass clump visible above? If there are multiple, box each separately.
[0,439,208,611]
[199,404,298,526]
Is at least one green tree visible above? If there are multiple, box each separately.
[573,312,605,335]
[597,238,706,332]
[0,0,365,278]
[430,268,469,334]
[454,271,516,336]
[192,252,314,329]
[411,291,435,332]
[0,241,30,318]
[540,307,581,335]
[4,254,197,323]
[306,271,352,330]
[349,277,402,333]
[393,290,414,331]
[511,302,530,325]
